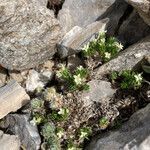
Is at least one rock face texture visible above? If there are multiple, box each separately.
[95,36,150,78]
[86,103,150,150]
[125,0,150,26]
[0,0,61,70]
[58,0,115,33]
[0,130,20,150]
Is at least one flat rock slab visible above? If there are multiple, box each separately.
[0,130,20,150]
[58,0,115,33]
[0,0,61,70]
[95,36,150,78]
[57,19,108,58]
[0,80,30,119]
[86,103,150,150]
[81,80,116,107]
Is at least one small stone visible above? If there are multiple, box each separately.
[26,70,44,92]
[81,80,116,107]
[0,130,20,150]
[0,80,30,119]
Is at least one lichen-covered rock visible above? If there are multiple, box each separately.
[0,0,61,70]
[125,0,150,26]
[58,0,115,33]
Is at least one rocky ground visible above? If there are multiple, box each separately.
[0,0,150,150]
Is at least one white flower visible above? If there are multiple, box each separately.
[58,108,69,115]
[80,131,88,139]
[104,52,111,59]
[73,74,82,85]
[100,38,105,43]
[82,43,90,52]
[134,74,143,84]
[115,42,123,50]
[56,71,62,78]
[77,66,84,71]
[57,130,64,139]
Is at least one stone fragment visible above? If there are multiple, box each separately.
[0,130,20,150]
[81,80,116,107]
[0,80,30,119]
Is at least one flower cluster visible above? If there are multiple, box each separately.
[82,31,123,62]
[56,65,89,91]
[110,70,143,90]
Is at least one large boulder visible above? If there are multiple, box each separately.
[58,0,115,33]
[86,103,150,150]
[125,0,150,26]
[0,0,61,70]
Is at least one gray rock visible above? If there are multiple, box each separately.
[95,36,150,78]
[58,0,115,33]
[125,0,150,26]
[97,0,129,36]
[117,11,150,46]
[57,19,108,58]
[2,114,41,150]
[86,103,150,150]
[0,0,61,70]
[81,80,116,107]
[26,69,53,92]
[0,67,7,87]
[0,130,20,150]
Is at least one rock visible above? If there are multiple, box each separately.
[0,0,61,70]
[67,55,83,71]
[81,80,116,107]
[117,11,150,46]
[95,36,150,78]
[86,103,150,150]
[9,70,28,84]
[26,69,53,92]
[0,130,20,150]
[0,66,7,87]
[0,80,30,119]
[125,0,150,26]
[57,19,108,58]
[58,0,115,33]
[97,0,129,36]
[26,70,44,92]
[1,114,41,150]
